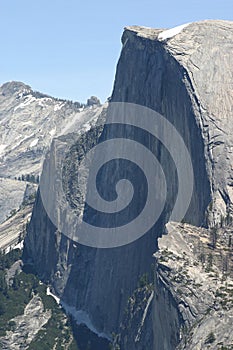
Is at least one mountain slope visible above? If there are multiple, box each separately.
[0,81,103,223]
[24,20,233,349]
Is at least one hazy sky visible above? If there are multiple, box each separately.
[0,0,232,103]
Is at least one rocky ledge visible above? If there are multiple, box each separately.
[155,221,233,350]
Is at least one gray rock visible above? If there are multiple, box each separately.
[0,81,102,178]
[0,295,51,350]
[87,95,101,106]
[0,203,32,253]
[0,81,102,224]
[0,178,27,223]
[156,221,233,350]
[23,20,233,350]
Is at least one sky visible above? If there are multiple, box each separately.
[0,0,232,103]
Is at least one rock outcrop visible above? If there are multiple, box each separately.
[0,178,28,223]
[24,20,233,349]
[155,222,233,350]
[87,96,101,106]
[0,295,51,350]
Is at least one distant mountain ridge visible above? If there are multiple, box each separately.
[0,81,103,222]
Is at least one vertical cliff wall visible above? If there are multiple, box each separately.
[24,20,233,349]
[113,21,233,225]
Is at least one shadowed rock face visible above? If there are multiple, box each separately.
[24,20,233,349]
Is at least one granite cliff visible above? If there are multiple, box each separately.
[24,20,233,349]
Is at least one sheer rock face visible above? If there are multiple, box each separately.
[113,20,233,226]
[24,20,233,349]
[24,113,157,338]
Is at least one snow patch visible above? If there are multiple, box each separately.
[14,95,37,111]
[44,290,111,340]
[54,103,64,112]
[49,128,56,137]
[61,302,111,341]
[37,100,45,107]
[46,287,60,305]
[135,291,154,342]
[83,122,93,132]
[30,138,39,147]
[22,120,33,126]
[0,144,7,155]
[14,240,24,250]
[158,23,190,41]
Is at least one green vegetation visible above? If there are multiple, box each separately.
[205,331,216,344]
[215,286,233,310]
[210,226,218,248]
[0,250,77,348]
[159,248,174,261]
[28,284,79,350]
[17,174,39,184]
[0,250,111,349]
[0,249,22,270]
[205,253,213,272]
[138,273,149,288]
[0,270,39,336]
[21,192,37,207]
[137,265,154,291]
